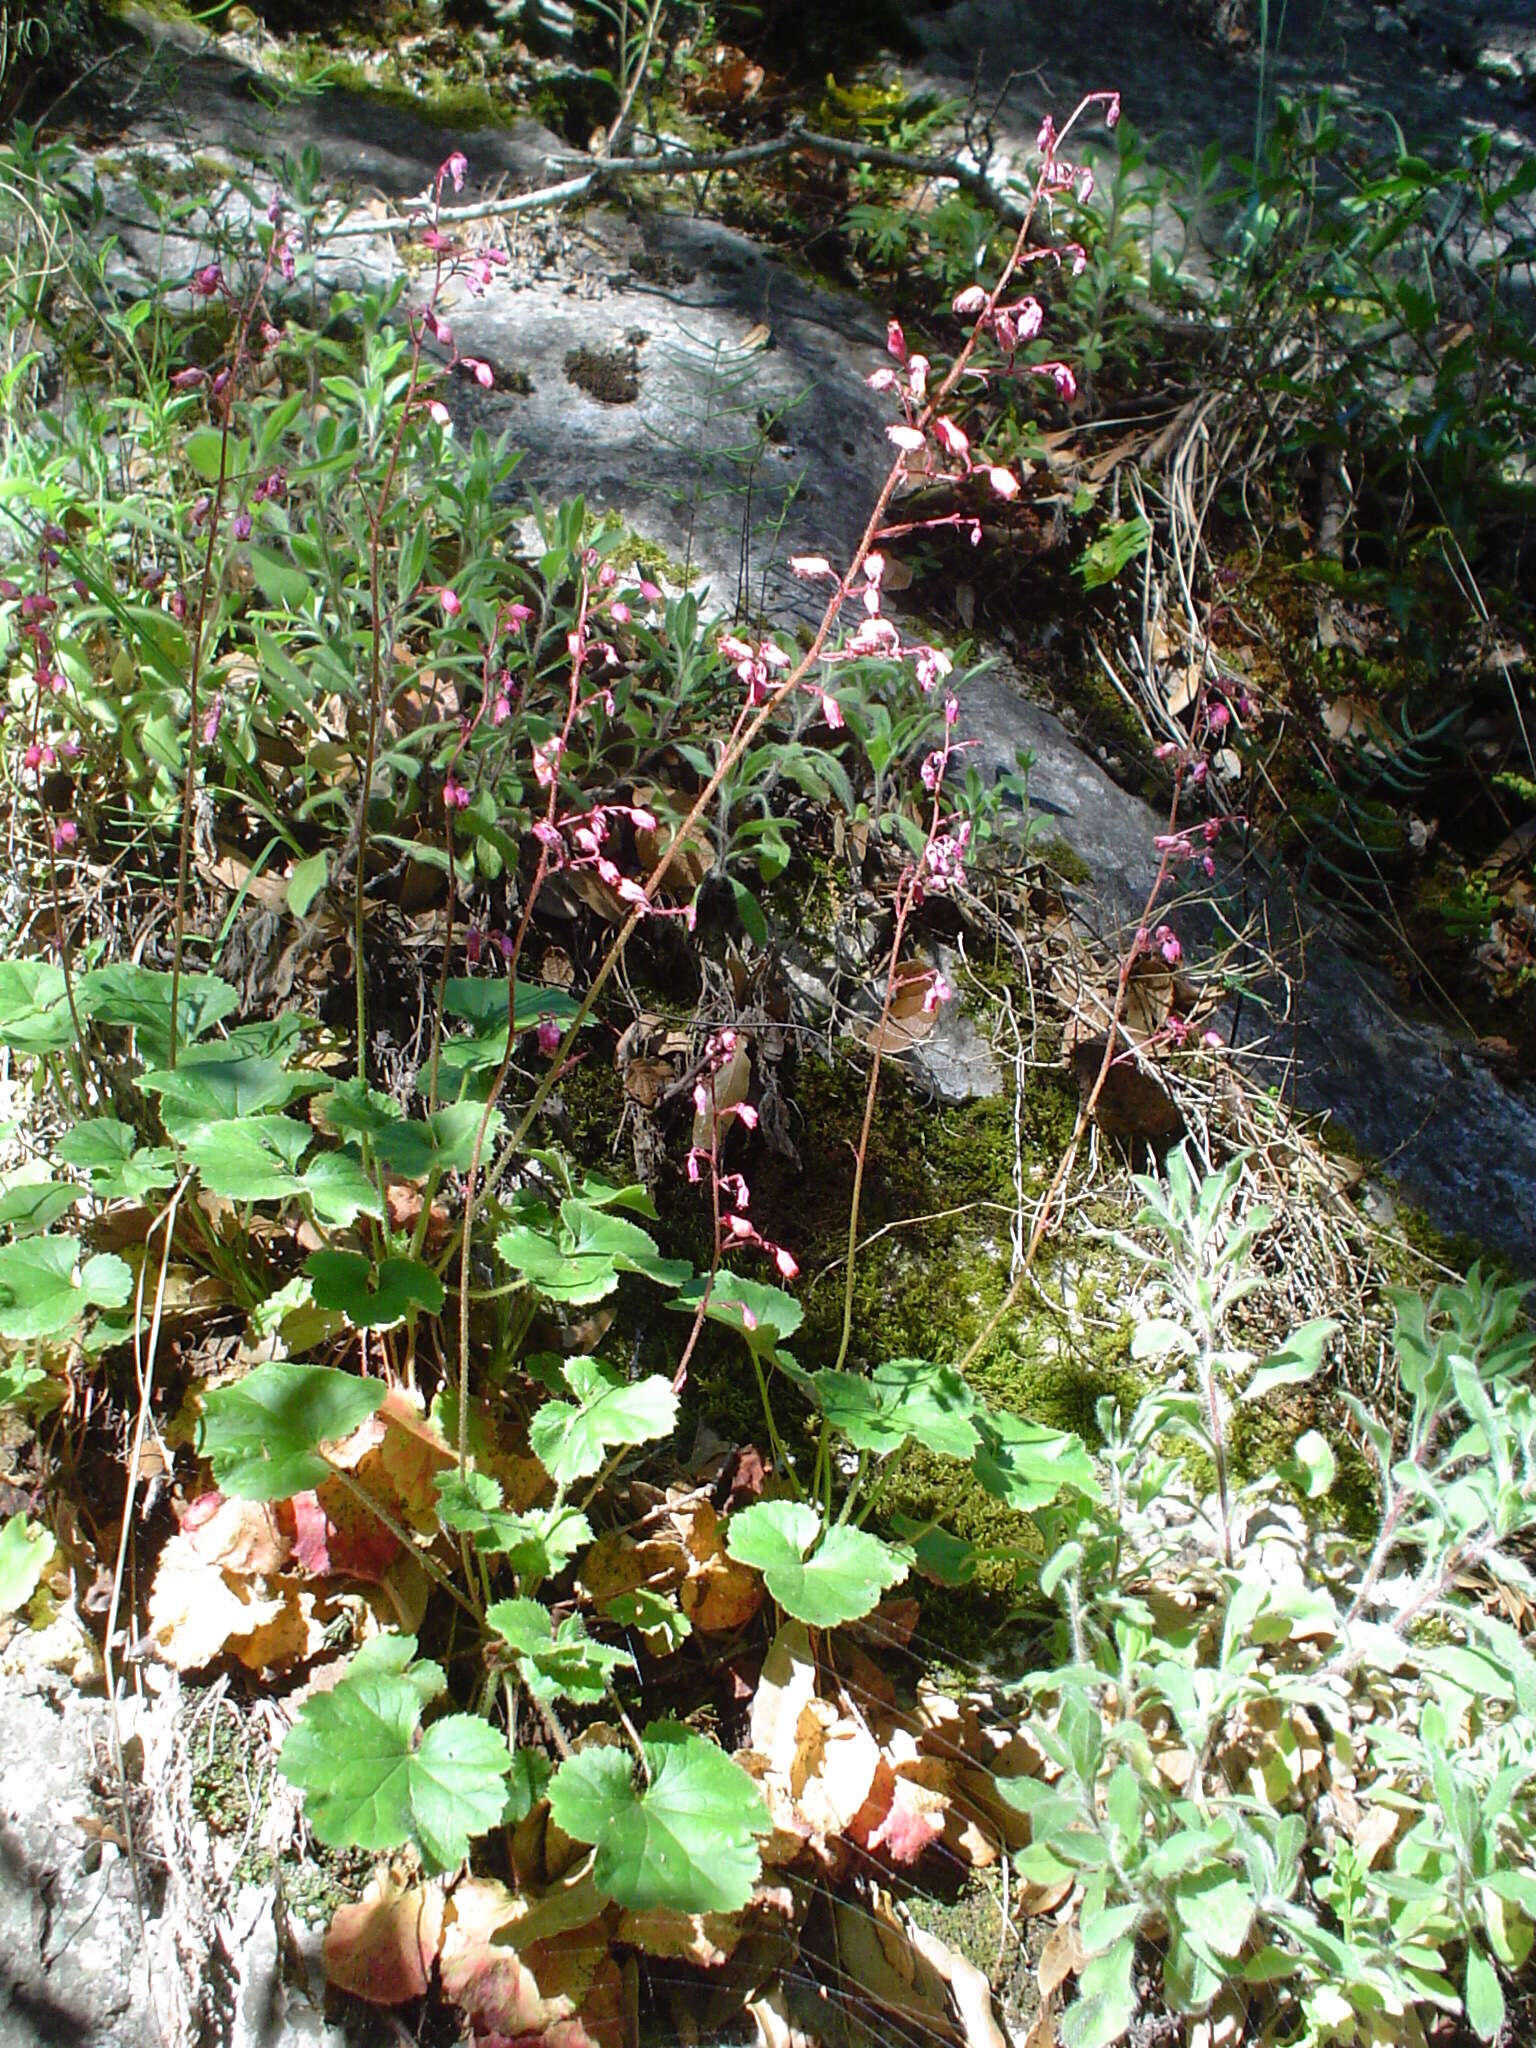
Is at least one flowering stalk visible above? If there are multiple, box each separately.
[830,695,965,1378]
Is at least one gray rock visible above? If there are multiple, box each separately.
[89,12,892,623]
[0,1653,156,2048]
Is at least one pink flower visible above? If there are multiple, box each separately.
[442,151,468,192]
[922,973,954,1014]
[1013,296,1044,339]
[192,264,222,298]
[427,400,451,426]
[732,1102,758,1130]
[886,319,907,362]
[201,694,224,746]
[790,555,835,579]
[867,367,899,392]
[1076,168,1095,203]
[952,285,988,315]
[52,820,77,852]
[774,1246,799,1280]
[459,357,494,388]
[820,692,844,730]
[438,586,462,618]
[1104,91,1122,128]
[914,646,952,692]
[231,509,251,542]
[1037,114,1057,155]
[1154,924,1182,966]
[907,354,930,400]
[532,736,562,789]
[886,424,926,454]
[170,367,207,390]
[537,1016,562,1056]
[1046,363,1078,401]
[443,776,471,810]
[1202,1029,1224,1050]
[1207,700,1230,732]
[933,416,970,460]
[466,927,484,965]
[609,601,630,623]
[986,466,1020,499]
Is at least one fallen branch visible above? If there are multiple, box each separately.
[314,121,1029,240]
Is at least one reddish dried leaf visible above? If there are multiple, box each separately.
[291,1479,400,1584]
[325,1877,445,2005]
[439,1881,624,2048]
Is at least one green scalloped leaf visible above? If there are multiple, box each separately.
[529,1357,678,1488]
[305,1250,445,1329]
[547,1722,768,1914]
[806,1357,979,1460]
[200,1360,386,1499]
[667,1271,802,1352]
[279,1633,511,1872]
[497,1199,690,1308]
[725,1500,908,1627]
[435,1471,592,1579]
[0,1236,131,1341]
[486,1596,631,1704]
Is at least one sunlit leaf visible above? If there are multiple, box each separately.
[0,1514,52,1615]
[667,1271,802,1352]
[200,1360,386,1500]
[487,1596,631,1704]
[279,1633,512,1872]
[972,1405,1099,1510]
[529,1357,678,1488]
[0,1236,131,1341]
[547,1721,768,1914]
[805,1357,979,1459]
[726,1500,908,1628]
[435,1471,592,1579]
[498,1199,689,1308]
[305,1250,445,1329]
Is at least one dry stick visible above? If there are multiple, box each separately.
[314,125,1031,241]
[168,250,278,1070]
[99,1175,191,2048]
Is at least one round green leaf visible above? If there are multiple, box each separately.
[280,1634,510,1872]
[305,1250,445,1329]
[529,1357,678,1488]
[809,1357,978,1459]
[725,1500,908,1627]
[200,1360,386,1499]
[547,1722,768,1914]
[0,1237,131,1341]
